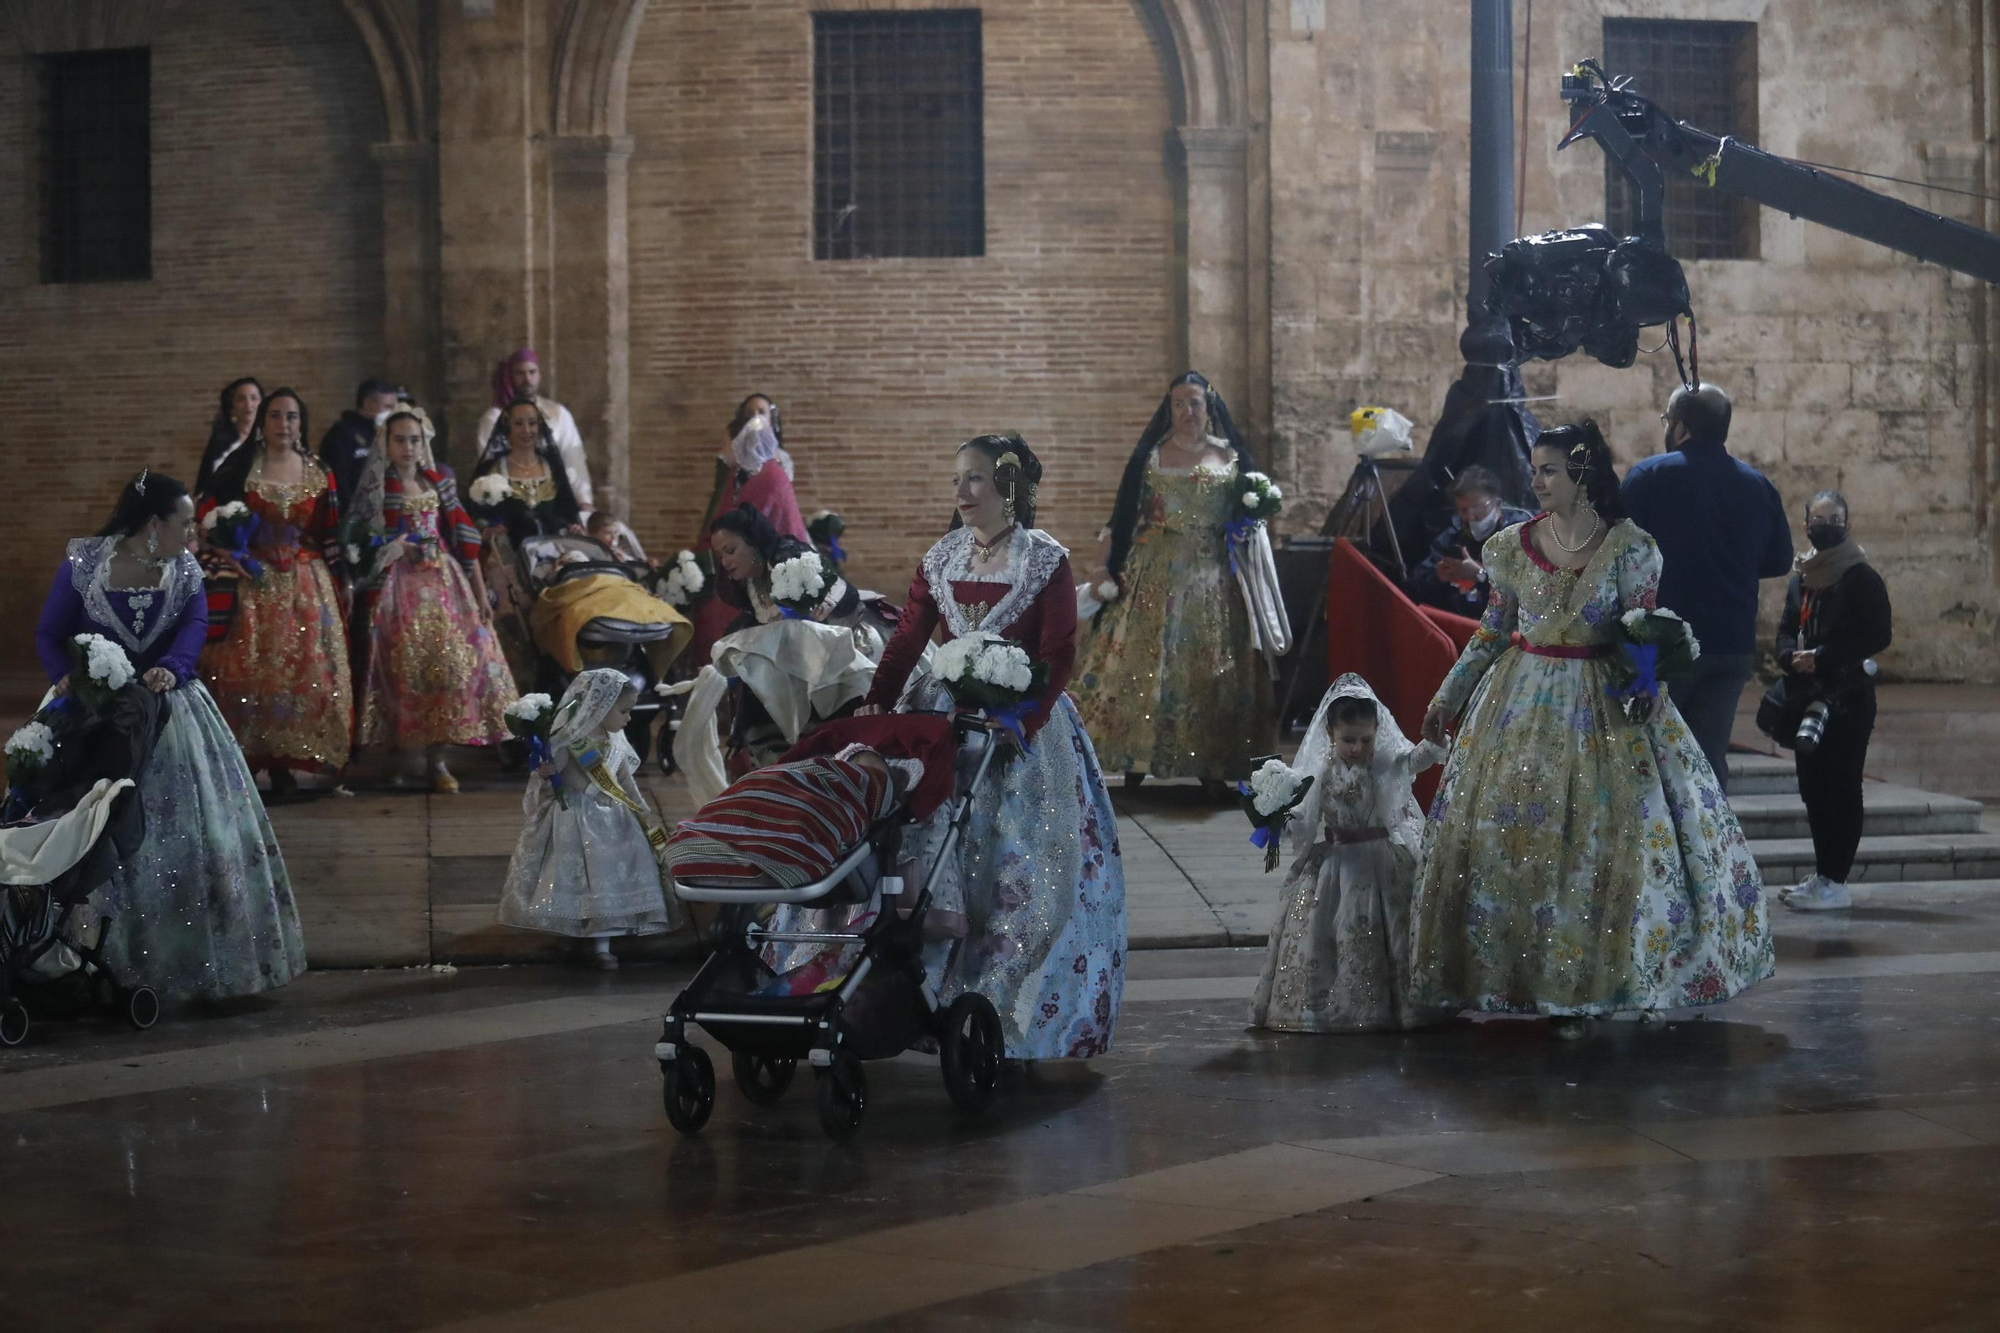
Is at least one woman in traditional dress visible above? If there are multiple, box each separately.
[1411,422,1774,1034]
[35,471,305,1000]
[687,399,810,667]
[465,395,585,685]
[351,405,518,792]
[1073,372,1271,794]
[198,388,354,799]
[856,434,1126,1061]
[194,376,262,498]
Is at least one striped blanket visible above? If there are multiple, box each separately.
[665,756,896,889]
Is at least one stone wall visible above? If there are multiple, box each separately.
[621,0,1180,583]
[0,0,387,669]
[1266,0,1998,679]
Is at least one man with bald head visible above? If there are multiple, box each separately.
[1622,381,1793,791]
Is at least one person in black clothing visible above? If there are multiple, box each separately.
[319,377,402,505]
[1774,490,1892,912]
[1405,466,1535,617]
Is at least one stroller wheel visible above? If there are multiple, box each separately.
[732,1050,796,1107]
[123,986,161,1031]
[661,1044,716,1133]
[939,993,1003,1113]
[0,998,28,1047]
[815,1052,867,1142]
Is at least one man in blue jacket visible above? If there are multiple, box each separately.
[1622,382,1793,791]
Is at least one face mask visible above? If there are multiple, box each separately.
[1807,522,1846,549]
[1467,507,1501,540]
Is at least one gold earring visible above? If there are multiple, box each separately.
[1002,487,1016,526]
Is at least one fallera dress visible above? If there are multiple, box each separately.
[35,539,306,999]
[198,459,354,773]
[865,525,1127,1060]
[1409,517,1775,1016]
[1073,448,1270,781]
[357,475,518,749]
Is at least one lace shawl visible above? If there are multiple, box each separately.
[921,526,1070,639]
[66,537,203,657]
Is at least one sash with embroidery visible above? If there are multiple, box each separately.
[567,735,671,857]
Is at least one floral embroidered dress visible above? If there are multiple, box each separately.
[199,460,354,773]
[864,526,1127,1060]
[1409,517,1775,1016]
[35,540,306,999]
[1073,448,1270,781]
[357,474,518,749]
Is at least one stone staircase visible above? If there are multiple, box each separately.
[1727,753,2000,886]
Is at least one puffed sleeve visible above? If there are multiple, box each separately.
[34,560,81,683]
[865,563,941,710]
[1431,525,1522,719]
[1021,556,1078,739]
[1615,524,1664,613]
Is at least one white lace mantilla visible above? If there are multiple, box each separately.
[67,537,202,657]
[922,526,1069,639]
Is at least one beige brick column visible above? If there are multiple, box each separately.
[372,140,442,416]
[549,133,633,519]
[1181,124,1251,414]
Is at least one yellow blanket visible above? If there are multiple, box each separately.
[530,574,694,677]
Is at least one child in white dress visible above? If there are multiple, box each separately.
[1249,674,1446,1032]
[497,668,678,967]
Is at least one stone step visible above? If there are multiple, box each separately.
[1725,752,1799,796]
[1729,784,1985,841]
[1751,832,2000,887]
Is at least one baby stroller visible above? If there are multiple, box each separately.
[513,533,692,770]
[655,713,1004,1141]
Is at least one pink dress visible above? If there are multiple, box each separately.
[358,485,519,748]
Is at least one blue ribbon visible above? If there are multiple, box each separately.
[778,606,803,620]
[527,734,566,805]
[1249,824,1274,850]
[224,514,265,579]
[1606,642,1661,703]
[984,699,1035,753]
[824,534,847,563]
[1223,517,1256,578]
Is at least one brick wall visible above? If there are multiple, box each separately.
[0,0,386,674]
[1267,0,1997,680]
[622,0,1179,593]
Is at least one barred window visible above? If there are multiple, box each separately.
[1603,19,1759,260]
[39,47,152,283]
[813,10,984,261]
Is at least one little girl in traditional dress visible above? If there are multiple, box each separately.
[497,668,678,967]
[1249,674,1447,1032]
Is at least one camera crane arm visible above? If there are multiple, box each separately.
[1559,59,2000,285]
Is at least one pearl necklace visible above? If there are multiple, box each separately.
[1549,509,1600,554]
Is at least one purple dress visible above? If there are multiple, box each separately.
[35,539,305,999]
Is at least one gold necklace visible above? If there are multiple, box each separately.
[1549,509,1600,554]
[970,524,1015,563]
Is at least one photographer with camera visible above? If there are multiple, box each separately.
[1771,491,1892,911]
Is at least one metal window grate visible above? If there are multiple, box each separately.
[39,47,152,284]
[1602,19,1759,260]
[813,10,984,261]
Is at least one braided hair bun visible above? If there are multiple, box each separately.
[1533,419,1625,522]
[959,432,1042,528]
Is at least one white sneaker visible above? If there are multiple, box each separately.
[1786,877,1852,911]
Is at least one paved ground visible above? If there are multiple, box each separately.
[3,880,1998,1331]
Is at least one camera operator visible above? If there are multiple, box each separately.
[1774,490,1892,911]
[1405,467,1534,618]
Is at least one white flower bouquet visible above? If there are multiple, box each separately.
[661,549,706,608]
[931,631,1049,749]
[200,499,263,578]
[468,474,512,509]
[66,633,137,715]
[768,550,837,619]
[504,693,566,807]
[4,720,56,799]
[1236,471,1284,524]
[1239,756,1315,872]
[1606,606,1702,724]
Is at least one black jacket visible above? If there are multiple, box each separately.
[1776,559,1892,709]
[1407,505,1536,615]
[318,411,377,505]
